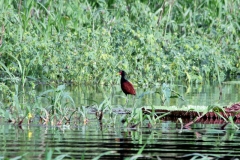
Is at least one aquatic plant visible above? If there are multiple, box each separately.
[145,106,170,128]
[183,105,240,129]
[77,105,89,125]
[0,83,76,126]
[92,151,117,160]
[0,83,32,126]
[37,84,75,125]
[181,153,222,160]
[45,148,73,160]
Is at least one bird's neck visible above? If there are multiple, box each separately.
[121,76,127,82]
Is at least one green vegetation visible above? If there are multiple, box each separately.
[0,0,239,85]
[1,0,239,127]
[0,0,240,156]
[0,2,239,159]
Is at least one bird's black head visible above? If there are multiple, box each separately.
[119,70,126,77]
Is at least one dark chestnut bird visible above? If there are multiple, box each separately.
[119,70,136,96]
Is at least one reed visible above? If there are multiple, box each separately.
[0,0,238,85]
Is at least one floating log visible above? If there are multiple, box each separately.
[141,102,240,120]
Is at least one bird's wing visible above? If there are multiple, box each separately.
[122,81,136,95]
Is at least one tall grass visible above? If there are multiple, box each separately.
[0,0,239,85]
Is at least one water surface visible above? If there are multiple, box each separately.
[0,82,240,159]
[1,119,240,159]
[65,82,240,108]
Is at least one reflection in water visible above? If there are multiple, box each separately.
[1,119,240,159]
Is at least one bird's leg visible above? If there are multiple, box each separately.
[125,95,129,107]
[132,95,136,108]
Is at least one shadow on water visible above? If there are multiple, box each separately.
[0,82,240,159]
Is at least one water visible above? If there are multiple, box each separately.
[66,82,240,108]
[1,120,240,159]
[0,82,240,159]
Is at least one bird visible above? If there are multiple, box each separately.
[119,70,136,106]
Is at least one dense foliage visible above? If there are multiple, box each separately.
[0,0,239,85]
[0,0,239,138]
